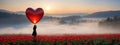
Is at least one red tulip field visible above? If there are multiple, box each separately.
[0,34,120,45]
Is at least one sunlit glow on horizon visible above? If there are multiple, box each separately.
[45,6,51,11]
[43,5,53,14]
[0,0,120,14]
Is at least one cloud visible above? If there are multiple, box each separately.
[0,22,120,35]
[0,9,86,28]
[0,10,30,28]
[0,9,120,35]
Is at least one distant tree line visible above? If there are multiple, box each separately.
[105,16,120,22]
[99,15,120,28]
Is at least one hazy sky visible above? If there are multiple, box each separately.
[0,0,120,14]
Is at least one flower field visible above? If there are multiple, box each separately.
[0,34,120,45]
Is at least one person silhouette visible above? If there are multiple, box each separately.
[32,25,37,45]
[32,25,37,38]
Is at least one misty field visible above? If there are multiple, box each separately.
[0,34,120,45]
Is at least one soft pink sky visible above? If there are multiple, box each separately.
[0,0,120,14]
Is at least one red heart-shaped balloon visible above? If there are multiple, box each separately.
[26,8,44,24]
